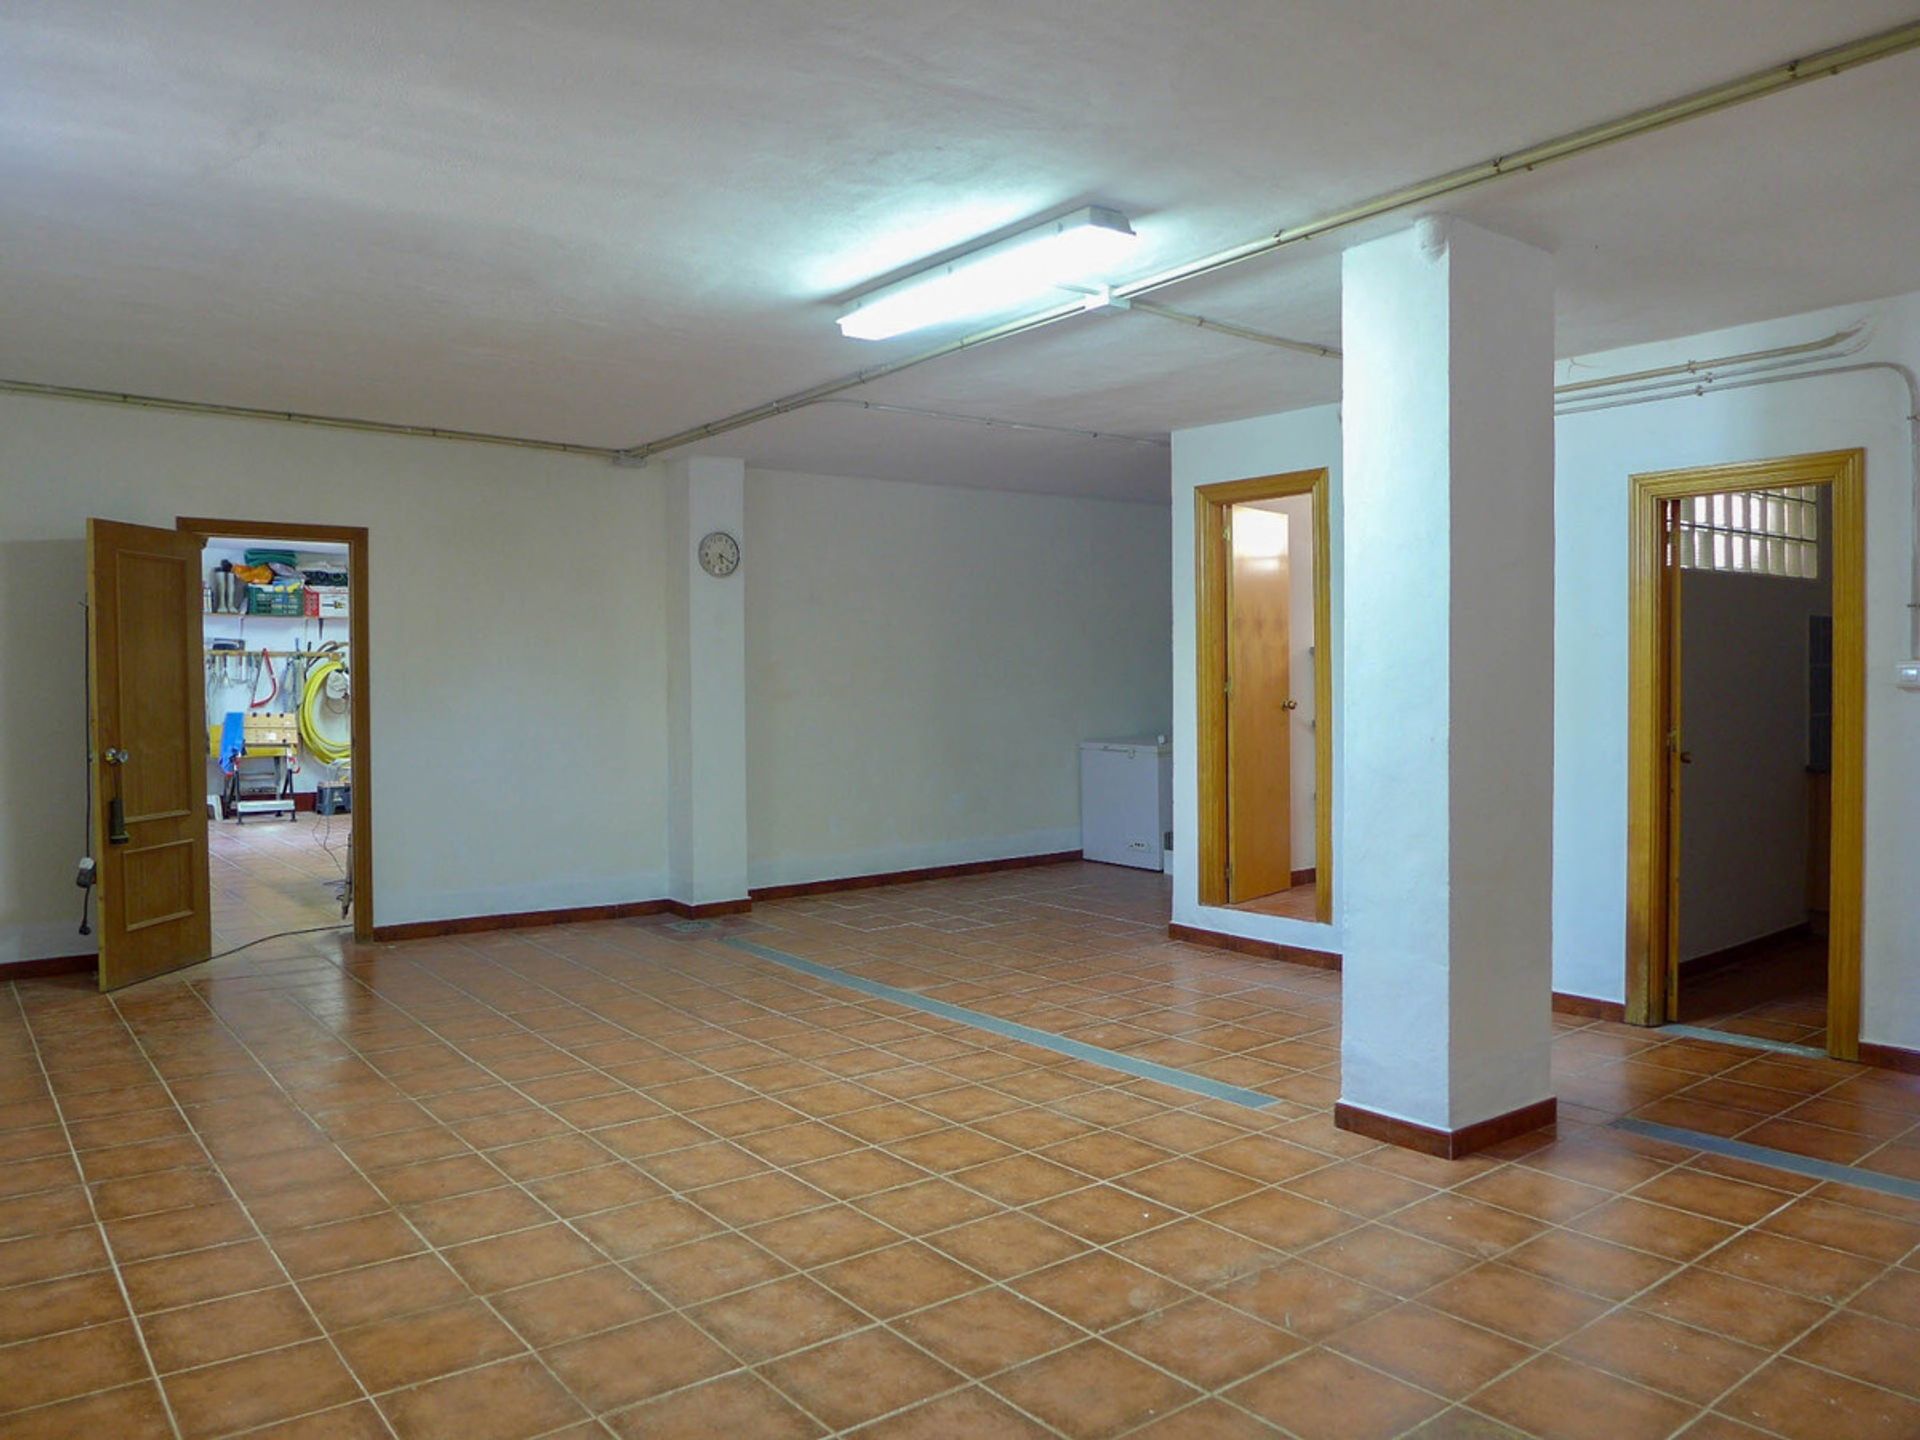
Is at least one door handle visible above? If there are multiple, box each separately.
[104,748,129,765]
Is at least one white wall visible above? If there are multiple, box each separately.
[1170,406,1344,950]
[0,394,672,958]
[1171,290,1920,1054]
[1677,567,1829,960]
[743,468,1171,889]
[1555,292,1920,1057]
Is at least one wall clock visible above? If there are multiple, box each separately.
[697,531,740,578]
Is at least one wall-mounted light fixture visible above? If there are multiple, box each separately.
[837,206,1138,341]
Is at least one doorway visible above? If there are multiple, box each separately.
[1195,469,1333,922]
[1625,451,1863,1058]
[84,515,371,991]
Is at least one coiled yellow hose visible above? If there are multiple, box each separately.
[299,657,351,765]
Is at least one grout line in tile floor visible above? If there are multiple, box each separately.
[311,923,1268,1438]
[268,929,1522,1439]
[9,984,189,1440]
[89,989,411,1439]
[158,973,664,1438]
[5,866,1919,1438]
[201,928,1103,1437]
[305,923,1920,1434]
[723,935,1285,1109]
[91,923,1356,1440]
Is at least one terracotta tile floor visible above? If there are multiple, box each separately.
[4,863,1918,1438]
[208,810,351,950]
[1228,883,1319,922]
[1676,930,1829,1051]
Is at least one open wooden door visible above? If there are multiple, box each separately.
[88,519,212,990]
[1225,505,1293,902]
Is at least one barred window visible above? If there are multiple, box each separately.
[1674,485,1819,579]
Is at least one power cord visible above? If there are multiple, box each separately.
[203,924,350,965]
[78,600,95,937]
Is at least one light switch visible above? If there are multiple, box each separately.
[1896,660,1920,690]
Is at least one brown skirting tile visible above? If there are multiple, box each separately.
[369,901,669,942]
[365,850,1081,941]
[1334,1096,1558,1159]
[1167,923,1341,972]
[1859,1041,1920,1074]
[749,850,1081,901]
[1553,992,1627,1023]
[0,952,98,979]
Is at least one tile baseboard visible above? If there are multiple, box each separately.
[1334,1095,1558,1159]
[665,898,752,919]
[1859,1041,1920,1074]
[1167,922,1341,971]
[369,900,670,942]
[366,851,1081,942]
[750,850,1081,901]
[1552,992,1627,1022]
[0,952,97,979]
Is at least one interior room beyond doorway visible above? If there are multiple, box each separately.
[1194,470,1332,924]
[1670,482,1832,1049]
[1625,450,1864,1060]
[195,527,361,952]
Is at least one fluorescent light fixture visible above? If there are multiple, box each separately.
[837,206,1138,341]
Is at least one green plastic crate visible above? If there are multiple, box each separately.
[247,583,304,616]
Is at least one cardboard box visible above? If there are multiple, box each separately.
[304,587,349,618]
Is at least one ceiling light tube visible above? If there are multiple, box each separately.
[837,206,1138,341]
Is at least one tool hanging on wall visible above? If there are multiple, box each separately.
[248,647,278,709]
[299,649,351,766]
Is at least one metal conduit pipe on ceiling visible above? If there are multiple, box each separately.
[1552,332,1871,408]
[816,398,1167,447]
[1559,358,1920,661]
[1552,325,1866,397]
[614,17,1920,463]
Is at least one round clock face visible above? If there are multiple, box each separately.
[697,531,740,578]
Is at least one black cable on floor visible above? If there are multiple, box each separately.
[203,924,350,964]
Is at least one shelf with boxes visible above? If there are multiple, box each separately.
[202,541,353,818]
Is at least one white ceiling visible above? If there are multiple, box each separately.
[5,2,1920,502]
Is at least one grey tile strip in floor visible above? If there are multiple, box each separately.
[1612,1115,1920,1202]
[1659,1022,1829,1060]
[723,936,1284,1112]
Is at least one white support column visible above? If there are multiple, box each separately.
[664,455,749,908]
[1338,217,1557,1154]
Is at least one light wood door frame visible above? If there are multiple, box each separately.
[178,516,374,943]
[1196,469,1333,922]
[1625,450,1864,1058]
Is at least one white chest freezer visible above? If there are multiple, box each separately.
[1079,738,1172,871]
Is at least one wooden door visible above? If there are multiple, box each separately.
[88,519,212,990]
[1226,506,1293,901]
